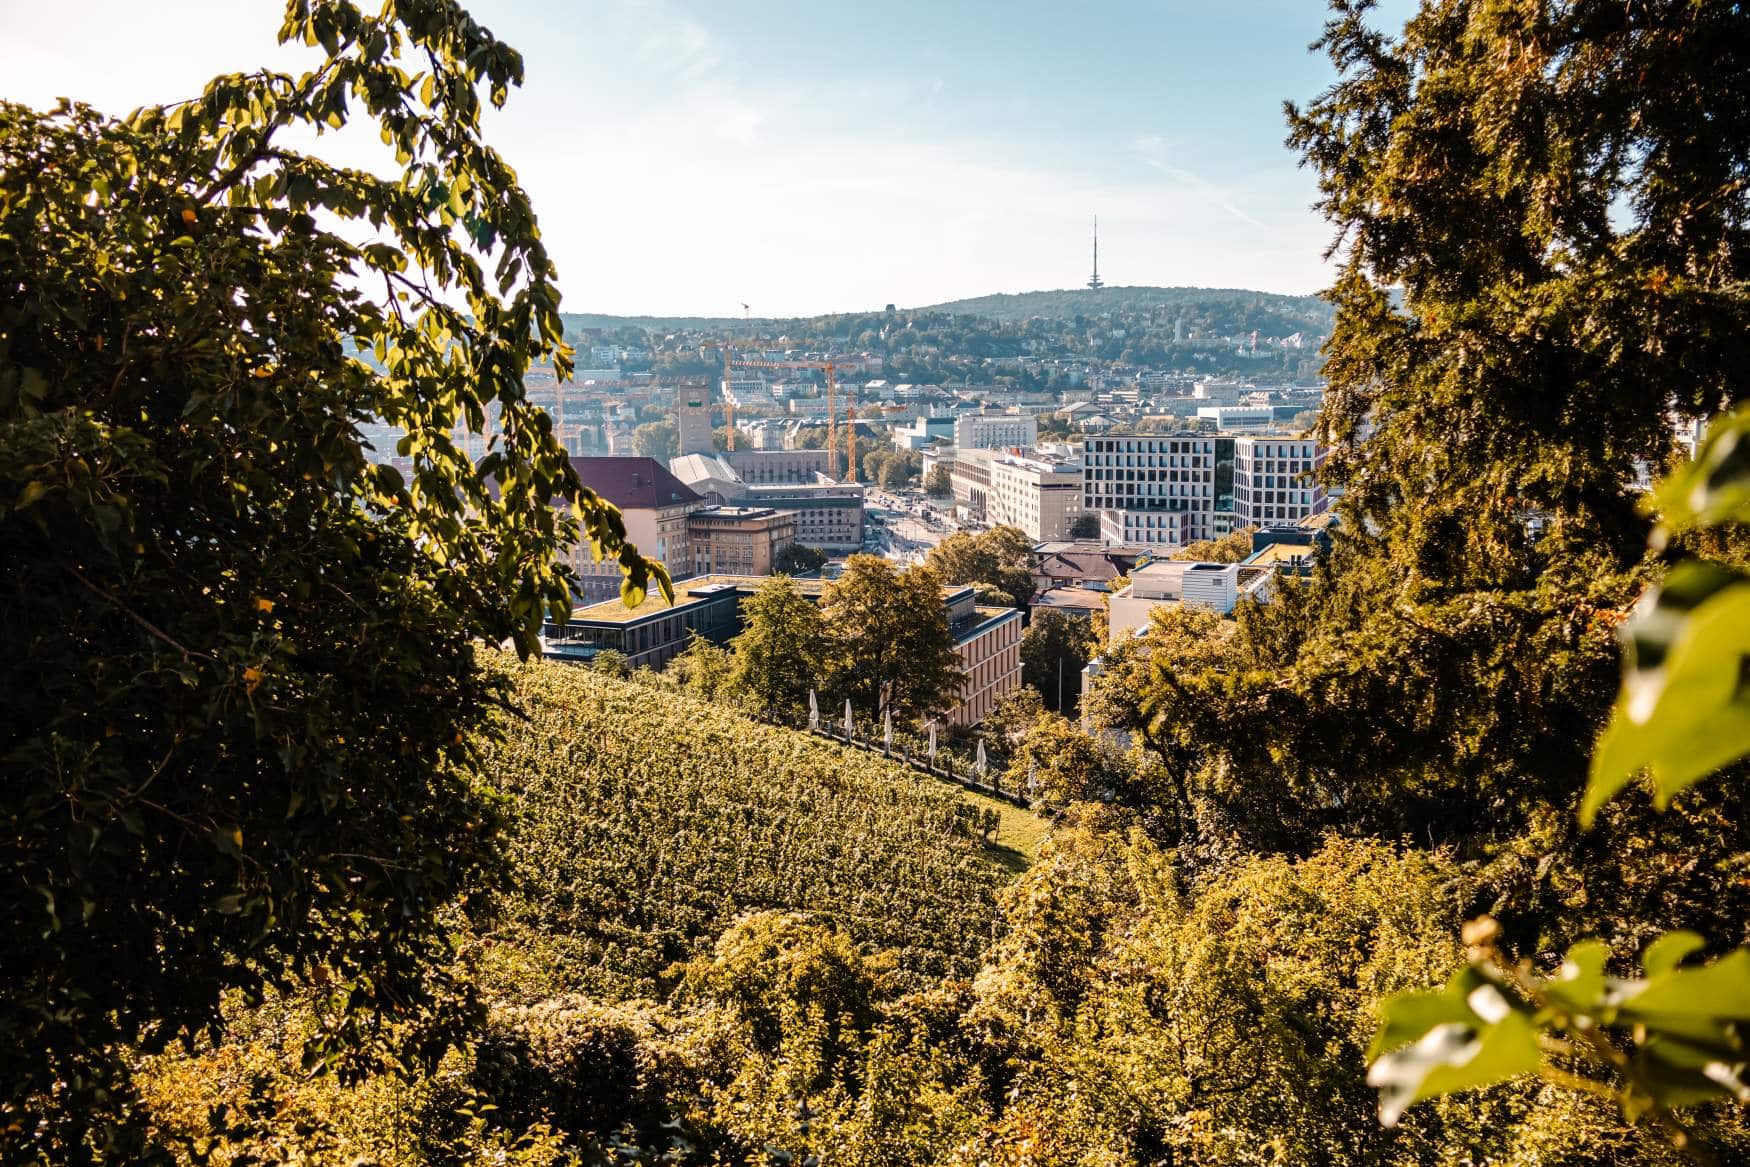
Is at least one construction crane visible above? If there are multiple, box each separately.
[845,404,858,484]
[728,356,846,480]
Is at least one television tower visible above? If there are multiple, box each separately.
[1087,215,1104,290]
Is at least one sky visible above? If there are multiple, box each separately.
[0,0,1415,318]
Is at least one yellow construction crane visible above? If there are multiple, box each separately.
[728,356,847,480]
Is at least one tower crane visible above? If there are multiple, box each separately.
[727,356,848,480]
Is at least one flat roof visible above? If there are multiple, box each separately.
[1245,542,1316,566]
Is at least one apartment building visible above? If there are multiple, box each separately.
[688,506,797,577]
[987,453,1084,541]
[1233,437,1328,526]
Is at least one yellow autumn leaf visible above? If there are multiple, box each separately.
[253,597,275,613]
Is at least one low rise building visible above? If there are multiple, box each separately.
[1105,559,1275,641]
[947,589,1023,727]
[726,448,832,484]
[542,576,1018,724]
[671,454,866,551]
[688,506,797,577]
[892,415,957,451]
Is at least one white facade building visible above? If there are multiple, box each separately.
[1083,434,1218,547]
[1233,437,1328,526]
[955,411,1038,451]
[1195,404,1273,432]
[987,453,1084,541]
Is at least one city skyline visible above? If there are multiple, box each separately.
[1,0,1416,317]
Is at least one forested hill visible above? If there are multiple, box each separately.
[914,285,1333,325]
[558,285,1333,336]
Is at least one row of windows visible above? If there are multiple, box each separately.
[1087,453,1213,468]
[1088,468,1212,482]
[1090,439,1214,454]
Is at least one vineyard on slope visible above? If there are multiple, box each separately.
[478,658,1021,998]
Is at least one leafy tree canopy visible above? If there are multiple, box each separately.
[0,1,663,1156]
[818,556,962,723]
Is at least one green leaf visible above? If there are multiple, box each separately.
[1545,940,1610,1014]
[1620,949,1750,1026]
[1643,931,1707,978]
[1584,566,1750,824]
[1368,1007,1542,1126]
[1655,405,1750,536]
[1368,967,1492,1059]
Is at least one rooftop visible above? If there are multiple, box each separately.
[568,574,825,625]
[570,456,701,509]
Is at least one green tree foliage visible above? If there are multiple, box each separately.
[1003,714,1114,805]
[1019,609,1096,714]
[819,556,964,723]
[668,630,735,702]
[1368,406,1750,1153]
[1066,512,1102,540]
[1134,0,1750,860]
[1169,526,1257,563]
[925,526,1036,609]
[0,2,665,1156]
[925,464,952,497]
[772,541,828,576]
[731,574,828,718]
[631,418,678,461]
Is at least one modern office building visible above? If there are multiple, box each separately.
[1232,437,1329,526]
[1082,433,1219,547]
[987,453,1085,541]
